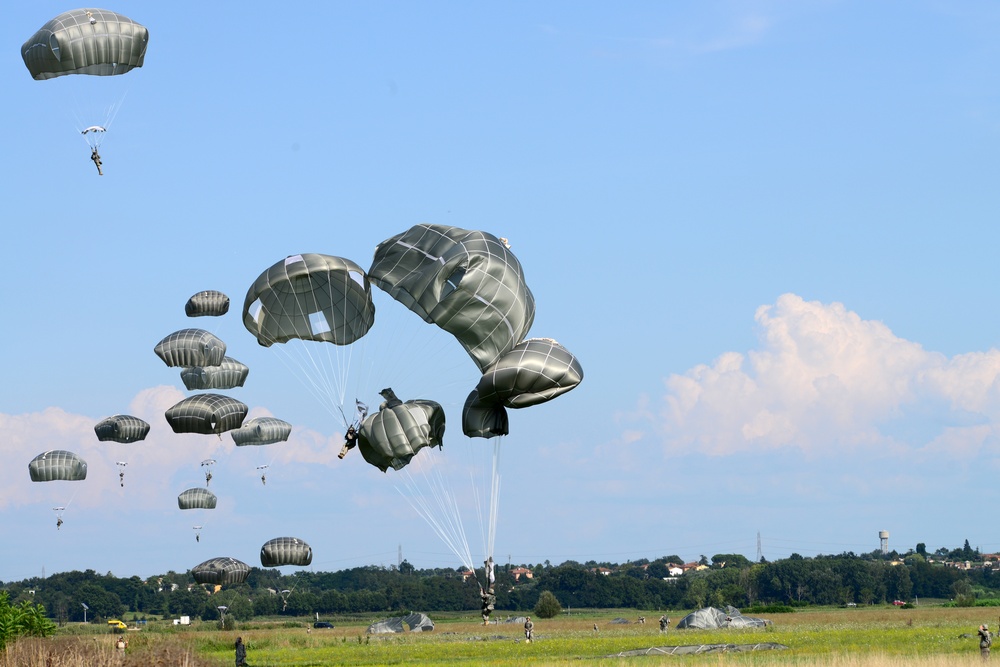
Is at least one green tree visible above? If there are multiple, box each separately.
[533,590,562,618]
[0,592,56,650]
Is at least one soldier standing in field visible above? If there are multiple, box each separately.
[524,616,533,642]
[979,624,992,661]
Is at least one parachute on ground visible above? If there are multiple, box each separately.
[369,225,583,438]
[675,606,772,630]
[232,417,291,446]
[21,9,149,81]
[164,394,247,434]
[177,487,217,510]
[191,557,250,586]
[94,415,150,443]
[29,450,87,481]
[367,613,434,634]
[358,388,445,472]
[154,329,226,368]
[243,254,374,347]
[260,537,313,567]
[180,357,249,391]
[185,290,230,317]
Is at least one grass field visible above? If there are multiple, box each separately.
[4,605,999,666]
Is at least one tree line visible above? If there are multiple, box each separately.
[2,545,996,624]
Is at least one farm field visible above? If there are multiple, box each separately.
[3,605,999,666]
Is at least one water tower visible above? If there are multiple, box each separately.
[879,530,889,555]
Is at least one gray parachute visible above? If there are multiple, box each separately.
[180,357,249,391]
[22,9,149,81]
[177,487,218,510]
[94,415,150,443]
[243,254,374,347]
[675,606,772,630]
[367,613,435,634]
[232,417,292,446]
[28,450,88,482]
[358,389,445,472]
[260,537,313,567]
[369,225,583,438]
[164,394,248,435]
[185,290,230,317]
[154,329,227,368]
[191,557,250,586]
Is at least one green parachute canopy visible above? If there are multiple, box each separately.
[29,450,88,482]
[164,394,248,435]
[191,557,250,586]
[358,388,445,472]
[154,329,227,368]
[180,356,249,391]
[94,414,150,443]
[243,254,374,347]
[260,537,313,567]
[22,9,149,81]
[177,487,218,510]
[185,290,230,317]
[231,417,292,446]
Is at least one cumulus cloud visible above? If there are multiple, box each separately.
[652,293,1000,456]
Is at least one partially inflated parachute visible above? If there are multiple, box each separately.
[231,417,291,446]
[185,290,230,317]
[191,557,250,586]
[164,394,247,434]
[243,254,374,347]
[358,388,445,472]
[260,537,313,567]
[94,415,150,443]
[154,329,227,368]
[177,487,217,510]
[29,450,88,481]
[21,9,149,81]
[180,357,249,391]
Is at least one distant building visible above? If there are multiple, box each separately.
[511,567,533,581]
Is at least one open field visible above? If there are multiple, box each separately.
[5,605,1000,666]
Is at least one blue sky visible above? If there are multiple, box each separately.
[3,1,1000,582]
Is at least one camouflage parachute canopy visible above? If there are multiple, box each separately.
[191,557,250,586]
[243,254,374,347]
[154,329,227,368]
[185,290,230,317]
[164,394,248,435]
[177,487,217,510]
[358,388,445,472]
[94,414,150,443]
[232,417,292,446]
[22,9,149,80]
[368,224,535,372]
[260,537,313,567]
[463,338,584,438]
[29,450,88,482]
[180,357,249,391]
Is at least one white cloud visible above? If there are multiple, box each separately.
[651,293,1000,457]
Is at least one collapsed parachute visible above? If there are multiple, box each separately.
[232,417,292,446]
[358,388,445,472]
[29,450,88,481]
[191,557,250,586]
[260,537,313,567]
[177,487,218,510]
[154,329,227,368]
[94,415,150,443]
[164,394,248,435]
[369,224,583,437]
[185,290,230,317]
[243,254,374,347]
[21,9,149,81]
[180,357,249,391]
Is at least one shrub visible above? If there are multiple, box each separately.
[533,591,562,619]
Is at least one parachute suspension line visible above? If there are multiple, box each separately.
[470,438,502,563]
[397,463,475,573]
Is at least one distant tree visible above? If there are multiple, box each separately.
[399,560,415,575]
[916,543,927,558]
[712,554,751,569]
[533,590,562,619]
[698,555,709,566]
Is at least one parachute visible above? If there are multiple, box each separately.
[21,9,149,81]
[177,487,218,510]
[260,537,313,567]
[185,290,230,317]
[154,329,227,368]
[94,415,150,443]
[180,357,249,391]
[164,394,248,435]
[191,557,250,586]
[357,388,445,472]
[231,417,292,446]
[243,254,374,348]
[29,450,88,481]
